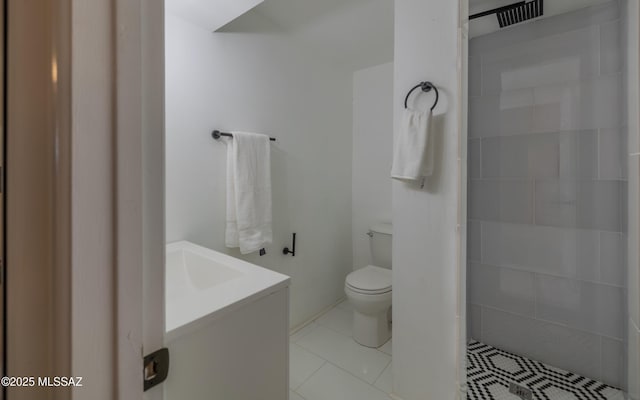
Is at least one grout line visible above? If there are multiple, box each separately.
[466,258,627,289]
[533,273,538,319]
[294,360,327,392]
[291,305,393,393]
[372,358,392,387]
[477,303,626,342]
[329,361,392,395]
[597,128,602,180]
[468,217,627,235]
[292,387,310,400]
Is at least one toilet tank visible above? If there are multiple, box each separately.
[369,223,392,269]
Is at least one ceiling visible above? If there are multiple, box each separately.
[166,0,613,70]
[468,0,613,37]
[221,0,395,72]
[165,0,264,32]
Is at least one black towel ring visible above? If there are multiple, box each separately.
[404,81,439,111]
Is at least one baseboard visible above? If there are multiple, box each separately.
[289,296,347,335]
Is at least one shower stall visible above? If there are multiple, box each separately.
[466,0,634,398]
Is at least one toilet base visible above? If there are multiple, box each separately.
[352,308,391,348]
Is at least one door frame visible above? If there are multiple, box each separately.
[6,0,164,399]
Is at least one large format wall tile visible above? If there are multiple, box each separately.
[482,222,600,281]
[600,231,627,287]
[481,133,559,179]
[601,337,625,388]
[468,139,481,178]
[482,26,600,95]
[469,180,533,223]
[481,307,602,381]
[468,263,536,316]
[532,75,622,133]
[469,1,619,57]
[601,20,623,75]
[469,91,534,137]
[535,274,625,339]
[599,128,628,180]
[558,130,598,179]
[535,180,624,231]
[467,1,627,387]
[467,220,481,262]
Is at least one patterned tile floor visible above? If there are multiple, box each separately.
[467,340,624,400]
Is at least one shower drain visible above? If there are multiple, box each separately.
[509,382,533,400]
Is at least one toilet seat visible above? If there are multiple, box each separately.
[345,265,391,295]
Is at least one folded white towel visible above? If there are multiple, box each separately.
[225,132,273,254]
[391,108,434,181]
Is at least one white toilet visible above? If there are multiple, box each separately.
[345,223,392,348]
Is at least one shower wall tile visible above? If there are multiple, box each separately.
[468,139,481,178]
[535,275,625,339]
[558,130,599,180]
[600,231,627,287]
[469,180,533,224]
[535,1,619,37]
[481,307,602,381]
[468,263,535,316]
[599,128,628,180]
[468,2,627,384]
[535,180,624,232]
[467,220,481,262]
[468,93,533,138]
[532,75,622,133]
[469,0,619,57]
[469,56,482,96]
[629,155,640,327]
[481,26,601,95]
[482,222,600,282]
[468,303,482,341]
[481,133,559,179]
[629,322,640,399]
[601,20,623,75]
[601,337,625,388]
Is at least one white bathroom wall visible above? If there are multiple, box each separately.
[352,62,394,270]
[165,13,353,329]
[392,0,463,399]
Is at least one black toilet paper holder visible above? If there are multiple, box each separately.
[283,233,296,257]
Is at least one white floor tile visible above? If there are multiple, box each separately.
[290,390,306,400]
[315,306,353,337]
[297,363,391,400]
[296,325,391,384]
[373,362,392,394]
[290,343,325,390]
[290,322,318,343]
[378,338,392,356]
[336,299,354,311]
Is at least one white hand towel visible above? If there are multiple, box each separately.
[391,108,434,181]
[225,132,273,254]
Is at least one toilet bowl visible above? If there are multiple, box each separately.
[345,265,392,348]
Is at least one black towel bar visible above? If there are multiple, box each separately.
[211,130,276,142]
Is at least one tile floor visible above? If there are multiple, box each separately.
[289,300,393,400]
[467,340,625,400]
[290,302,627,400]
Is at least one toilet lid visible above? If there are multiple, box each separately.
[346,265,392,294]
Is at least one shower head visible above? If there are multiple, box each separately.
[497,0,543,28]
[469,0,544,29]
